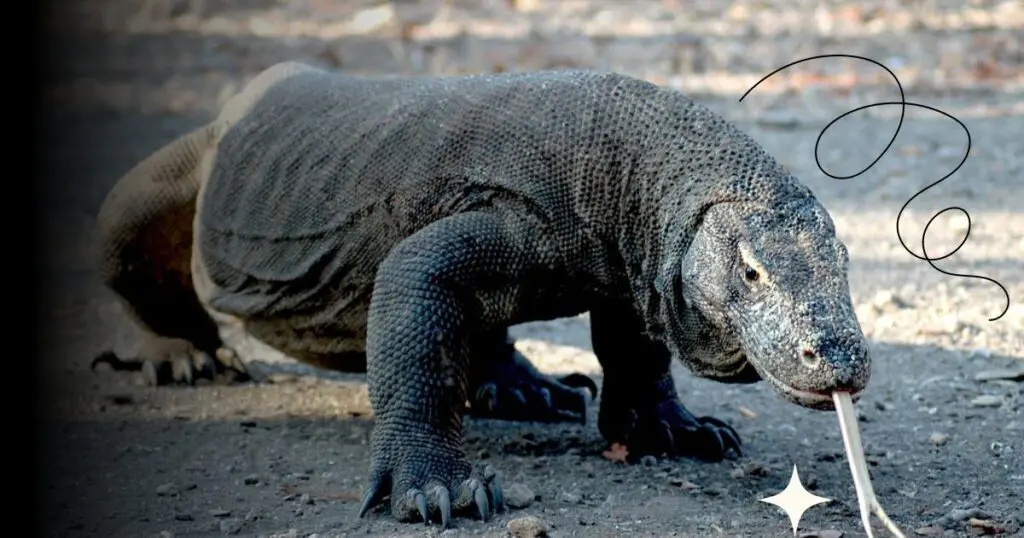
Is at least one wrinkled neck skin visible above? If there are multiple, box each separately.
[584,87,870,410]
[649,197,766,385]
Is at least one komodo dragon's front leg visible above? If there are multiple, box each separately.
[357,210,571,527]
[591,301,742,462]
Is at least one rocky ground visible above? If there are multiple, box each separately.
[35,0,1022,537]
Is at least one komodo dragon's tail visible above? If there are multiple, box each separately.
[93,123,224,353]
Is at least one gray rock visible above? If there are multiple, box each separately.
[219,518,243,535]
[970,395,1004,408]
[156,483,178,497]
[504,482,536,509]
[560,490,582,504]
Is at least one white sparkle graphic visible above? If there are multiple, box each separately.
[760,465,832,535]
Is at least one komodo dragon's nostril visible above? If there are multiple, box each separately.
[800,348,821,369]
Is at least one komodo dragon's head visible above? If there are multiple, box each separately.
[664,195,871,411]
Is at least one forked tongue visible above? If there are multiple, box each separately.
[833,391,907,538]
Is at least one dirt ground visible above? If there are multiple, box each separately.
[35,1,1023,537]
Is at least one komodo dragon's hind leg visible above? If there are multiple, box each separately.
[91,125,249,386]
[467,328,598,424]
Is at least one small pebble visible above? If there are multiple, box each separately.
[640,455,658,467]
[970,395,1003,408]
[507,515,549,538]
[929,432,949,446]
[219,518,243,535]
[299,493,314,505]
[504,483,536,509]
[669,477,699,490]
[741,460,769,477]
[243,474,260,486]
[871,290,909,311]
[156,483,178,497]
[208,509,231,518]
[560,490,582,504]
[174,513,193,522]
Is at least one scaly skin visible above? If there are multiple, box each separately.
[93,63,871,529]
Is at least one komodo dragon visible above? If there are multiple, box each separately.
[93,62,871,528]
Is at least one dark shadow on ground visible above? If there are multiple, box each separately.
[38,337,1023,537]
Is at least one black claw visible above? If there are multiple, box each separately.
[216,349,251,382]
[172,358,194,385]
[193,352,217,380]
[659,419,675,456]
[357,477,385,518]
[539,387,553,409]
[142,360,160,386]
[701,426,726,461]
[473,484,490,522]
[437,487,451,529]
[537,387,552,411]
[721,428,743,457]
[558,373,599,400]
[510,389,527,410]
[477,383,499,412]
[490,475,504,513]
[415,491,429,524]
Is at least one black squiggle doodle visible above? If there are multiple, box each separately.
[738,53,1011,322]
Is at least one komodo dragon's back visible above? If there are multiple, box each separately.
[195,65,664,321]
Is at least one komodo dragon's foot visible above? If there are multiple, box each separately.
[467,340,597,424]
[359,429,504,528]
[91,339,251,386]
[598,375,742,462]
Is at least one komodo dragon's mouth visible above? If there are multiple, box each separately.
[751,361,864,411]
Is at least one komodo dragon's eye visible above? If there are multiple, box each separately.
[743,265,760,282]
